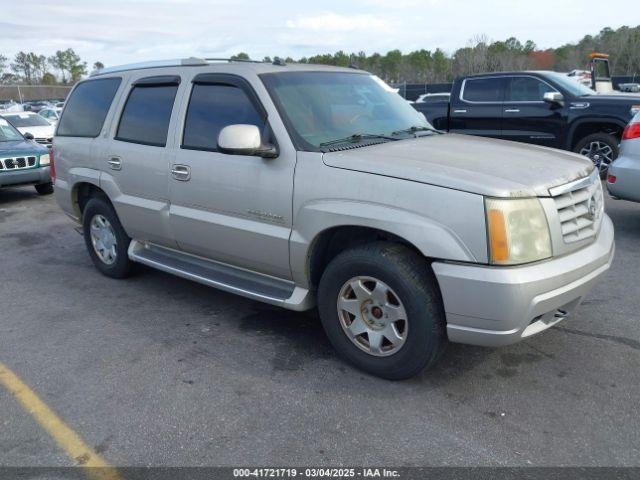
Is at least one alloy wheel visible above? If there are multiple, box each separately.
[89,214,118,265]
[579,140,614,173]
[337,276,408,357]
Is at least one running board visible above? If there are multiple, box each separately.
[128,240,313,310]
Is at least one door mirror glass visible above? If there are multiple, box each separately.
[217,124,278,158]
[23,132,34,140]
[543,92,564,105]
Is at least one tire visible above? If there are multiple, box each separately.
[82,197,132,279]
[317,242,447,380]
[34,182,54,195]
[573,133,619,178]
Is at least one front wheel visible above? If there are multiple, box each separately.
[574,133,619,178]
[317,242,447,380]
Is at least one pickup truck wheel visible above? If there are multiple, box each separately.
[82,197,132,279]
[574,133,619,178]
[34,182,53,195]
[317,242,446,380]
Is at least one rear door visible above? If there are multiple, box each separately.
[502,75,564,147]
[101,74,181,247]
[450,76,505,138]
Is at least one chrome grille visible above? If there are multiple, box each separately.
[0,156,37,171]
[551,170,604,244]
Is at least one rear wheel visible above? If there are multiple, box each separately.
[82,197,132,279]
[317,242,447,380]
[574,133,619,177]
[34,182,53,195]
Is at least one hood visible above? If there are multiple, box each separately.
[322,134,594,198]
[585,93,640,104]
[0,139,48,156]
[16,125,55,138]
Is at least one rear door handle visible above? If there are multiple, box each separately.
[504,109,521,113]
[107,156,122,170]
[453,109,467,113]
[171,164,191,181]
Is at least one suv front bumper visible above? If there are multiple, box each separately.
[432,215,615,347]
[0,166,51,188]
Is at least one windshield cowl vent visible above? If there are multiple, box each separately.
[324,139,391,153]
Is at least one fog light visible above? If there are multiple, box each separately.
[607,174,617,184]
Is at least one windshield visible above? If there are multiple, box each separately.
[261,72,431,150]
[545,72,595,97]
[0,118,25,142]
[4,113,51,127]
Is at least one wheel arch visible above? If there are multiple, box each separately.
[71,179,113,219]
[290,201,480,289]
[567,117,627,150]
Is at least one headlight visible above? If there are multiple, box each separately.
[485,197,551,265]
[39,153,50,166]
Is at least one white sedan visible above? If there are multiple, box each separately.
[1,112,55,147]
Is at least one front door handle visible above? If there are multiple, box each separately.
[171,164,191,181]
[107,156,122,170]
[504,108,521,113]
[453,109,467,113]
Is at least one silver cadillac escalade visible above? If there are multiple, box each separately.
[53,58,615,379]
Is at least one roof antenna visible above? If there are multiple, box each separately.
[272,57,287,66]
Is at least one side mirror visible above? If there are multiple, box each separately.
[218,124,278,158]
[23,132,35,141]
[543,92,564,106]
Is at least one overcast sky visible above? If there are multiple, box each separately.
[2,0,638,68]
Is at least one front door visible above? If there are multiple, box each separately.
[501,76,564,148]
[168,74,295,280]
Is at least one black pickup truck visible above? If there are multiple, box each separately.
[412,71,640,172]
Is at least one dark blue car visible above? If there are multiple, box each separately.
[0,117,52,194]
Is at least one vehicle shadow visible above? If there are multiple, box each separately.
[0,186,43,205]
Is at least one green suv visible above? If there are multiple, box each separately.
[0,117,52,194]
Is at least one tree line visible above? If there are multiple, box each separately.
[1,25,638,86]
[239,25,640,83]
[0,48,104,85]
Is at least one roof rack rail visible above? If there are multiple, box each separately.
[204,57,264,64]
[91,56,266,77]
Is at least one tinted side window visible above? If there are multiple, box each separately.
[182,84,264,151]
[506,77,555,102]
[116,85,178,147]
[462,78,503,102]
[57,78,121,137]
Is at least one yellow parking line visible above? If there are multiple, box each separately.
[0,361,122,480]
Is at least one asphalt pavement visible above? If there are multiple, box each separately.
[0,185,639,468]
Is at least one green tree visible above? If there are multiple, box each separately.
[41,72,57,85]
[93,61,105,70]
[230,52,250,60]
[48,48,86,83]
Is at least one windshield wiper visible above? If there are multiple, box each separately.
[391,125,442,136]
[319,133,399,149]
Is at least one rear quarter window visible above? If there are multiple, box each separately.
[57,78,121,137]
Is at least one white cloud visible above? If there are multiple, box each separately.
[0,0,633,69]
[286,12,389,32]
